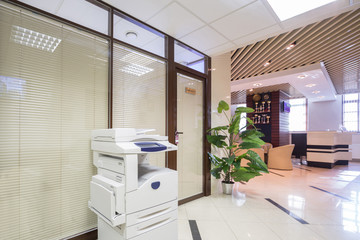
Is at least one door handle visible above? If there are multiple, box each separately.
[175,131,184,145]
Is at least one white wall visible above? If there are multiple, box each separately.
[210,52,231,192]
[308,96,342,131]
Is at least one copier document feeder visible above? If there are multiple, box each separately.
[88,128,178,240]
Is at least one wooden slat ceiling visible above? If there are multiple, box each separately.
[231,83,304,105]
[231,7,360,95]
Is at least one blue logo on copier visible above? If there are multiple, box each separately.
[151,181,160,190]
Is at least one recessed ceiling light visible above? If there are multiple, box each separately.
[312,90,320,94]
[317,95,325,99]
[125,31,138,39]
[297,74,307,79]
[305,83,316,88]
[11,25,61,53]
[253,83,262,87]
[286,41,297,50]
[267,0,336,21]
[264,60,272,67]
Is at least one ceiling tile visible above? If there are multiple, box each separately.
[177,0,255,23]
[210,1,277,40]
[147,2,205,39]
[233,24,282,47]
[103,0,172,22]
[179,26,228,52]
[57,0,108,33]
[19,0,62,14]
[204,42,237,56]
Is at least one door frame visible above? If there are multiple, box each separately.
[166,37,211,204]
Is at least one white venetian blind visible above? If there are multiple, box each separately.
[0,3,108,240]
[112,44,166,167]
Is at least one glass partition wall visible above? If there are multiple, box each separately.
[0,0,212,239]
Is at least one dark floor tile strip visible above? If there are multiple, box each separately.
[265,198,309,224]
[189,220,202,240]
[269,171,285,177]
[309,186,352,201]
[293,166,312,171]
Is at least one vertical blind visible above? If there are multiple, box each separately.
[112,44,166,167]
[0,3,108,239]
[343,93,359,132]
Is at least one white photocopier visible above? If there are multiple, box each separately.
[88,128,178,240]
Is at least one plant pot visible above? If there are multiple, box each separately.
[221,181,234,195]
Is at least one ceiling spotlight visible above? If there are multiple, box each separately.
[305,83,316,88]
[312,90,320,94]
[286,41,297,50]
[249,88,254,92]
[253,83,262,87]
[297,74,306,79]
[263,60,272,67]
[317,96,325,99]
[125,31,138,39]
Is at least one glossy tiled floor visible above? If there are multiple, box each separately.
[179,161,360,240]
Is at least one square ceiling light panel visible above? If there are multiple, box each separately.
[267,0,336,21]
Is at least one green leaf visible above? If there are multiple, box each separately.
[222,163,230,175]
[208,152,222,166]
[228,114,240,134]
[217,100,229,113]
[235,107,254,114]
[206,135,227,148]
[210,167,222,179]
[226,144,237,150]
[231,168,261,182]
[238,141,262,149]
[246,117,254,125]
[224,154,235,165]
[240,129,264,139]
[207,126,228,132]
[244,150,269,173]
[243,135,265,146]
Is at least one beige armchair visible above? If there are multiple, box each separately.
[267,144,295,170]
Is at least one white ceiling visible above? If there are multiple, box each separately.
[18,0,360,57]
[103,0,360,56]
[231,62,338,102]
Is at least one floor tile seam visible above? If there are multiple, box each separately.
[309,185,353,201]
[263,221,325,240]
[265,198,309,224]
[188,220,202,240]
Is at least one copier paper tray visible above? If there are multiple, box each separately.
[126,164,178,213]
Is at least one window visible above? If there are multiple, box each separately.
[0,4,108,239]
[231,104,247,132]
[289,98,307,131]
[343,93,360,132]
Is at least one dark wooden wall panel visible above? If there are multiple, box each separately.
[246,91,290,147]
[279,90,290,146]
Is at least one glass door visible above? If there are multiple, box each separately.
[176,73,204,200]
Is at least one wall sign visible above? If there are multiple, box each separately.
[185,87,196,95]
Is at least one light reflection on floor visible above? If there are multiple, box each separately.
[179,161,360,240]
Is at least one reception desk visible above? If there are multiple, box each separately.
[307,131,352,168]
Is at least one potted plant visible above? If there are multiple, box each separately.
[207,100,269,194]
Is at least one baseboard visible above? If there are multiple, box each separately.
[307,161,334,169]
[307,160,349,169]
[64,228,97,240]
